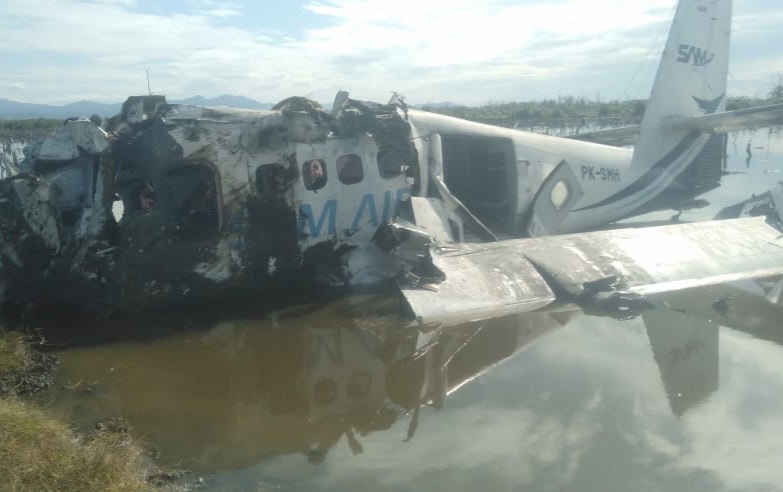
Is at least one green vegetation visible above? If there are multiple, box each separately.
[0,118,60,132]
[769,76,783,104]
[0,331,156,492]
[422,96,648,128]
[422,80,783,128]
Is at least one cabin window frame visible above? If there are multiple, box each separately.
[302,158,327,191]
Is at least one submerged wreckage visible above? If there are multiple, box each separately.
[2,0,783,316]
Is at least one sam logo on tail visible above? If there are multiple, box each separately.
[677,44,715,67]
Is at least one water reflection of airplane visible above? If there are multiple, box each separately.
[301,280,783,453]
[1,0,782,314]
[49,280,782,471]
[643,277,783,416]
[253,309,580,466]
[50,303,576,471]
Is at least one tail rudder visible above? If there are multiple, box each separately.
[632,0,732,172]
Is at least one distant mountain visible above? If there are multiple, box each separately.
[0,94,272,119]
[63,101,123,118]
[0,98,120,119]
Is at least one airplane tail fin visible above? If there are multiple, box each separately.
[629,0,732,191]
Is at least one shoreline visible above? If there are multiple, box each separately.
[0,330,201,492]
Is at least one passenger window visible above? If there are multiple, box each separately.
[550,180,570,210]
[302,158,327,191]
[337,154,364,185]
[378,149,405,178]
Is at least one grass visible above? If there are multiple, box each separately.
[0,398,154,492]
[0,332,29,377]
[0,331,156,492]
[0,330,56,396]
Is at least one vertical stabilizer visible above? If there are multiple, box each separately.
[632,0,732,174]
[565,0,733,225]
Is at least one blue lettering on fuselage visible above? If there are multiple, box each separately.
[298,200,337,239]
[351,193,379,232]
[298,187,409,240]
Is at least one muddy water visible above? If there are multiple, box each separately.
[41,283,783,492]
[22,129,783,491]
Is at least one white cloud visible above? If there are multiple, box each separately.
[0,0,779,105]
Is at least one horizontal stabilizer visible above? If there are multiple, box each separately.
[398,217,783,325]
[672,102,783,134]
[569,103,783,147]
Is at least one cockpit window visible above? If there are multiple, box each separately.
[303,158,327,191]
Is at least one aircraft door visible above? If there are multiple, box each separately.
[525,160,584,237]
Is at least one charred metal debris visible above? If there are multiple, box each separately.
[0,94,418,313]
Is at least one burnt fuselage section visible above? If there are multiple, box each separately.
[0,95,417,312]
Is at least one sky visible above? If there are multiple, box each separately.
[0,0,780,106]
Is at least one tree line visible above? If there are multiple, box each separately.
[2,78,781,137]
[422,78,783,129]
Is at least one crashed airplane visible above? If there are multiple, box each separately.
[1,0,783,315]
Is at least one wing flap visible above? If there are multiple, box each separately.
[397,249,555,327]
[519,217,783,297]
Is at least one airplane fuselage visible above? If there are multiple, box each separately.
[0,97,702,312]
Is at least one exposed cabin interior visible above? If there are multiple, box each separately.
[440,135,518,235]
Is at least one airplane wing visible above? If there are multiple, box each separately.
[394,217,783,325]
[567,103,783,147]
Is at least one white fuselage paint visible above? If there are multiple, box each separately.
[407,109,636,233]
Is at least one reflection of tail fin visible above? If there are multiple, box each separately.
[768,278,783,306]
[644,309,719,417]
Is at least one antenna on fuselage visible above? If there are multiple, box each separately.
[145,67,152,96]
